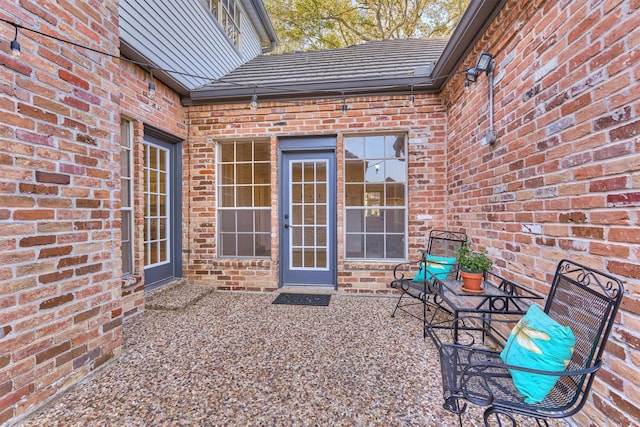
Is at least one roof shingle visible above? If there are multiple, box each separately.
[189,38,448,103]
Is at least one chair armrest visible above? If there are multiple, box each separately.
[462,356,601,379]
[441,344,602,407]
[392,260,422,280]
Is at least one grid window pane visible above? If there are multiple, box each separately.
[144,142,170,269]
[345,234,364,258]
[365,234,384,258]
[386,235,405,259]
[217,140,271,258]
[344,134,407,260]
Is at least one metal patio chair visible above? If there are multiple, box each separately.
[390,229,467,337]
[439,259,624,426]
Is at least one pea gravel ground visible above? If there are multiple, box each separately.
[16,284,566,427]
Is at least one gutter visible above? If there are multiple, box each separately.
[430,0,507,90]
[248,0,278,53]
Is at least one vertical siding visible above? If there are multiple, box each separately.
[119,0,266,89]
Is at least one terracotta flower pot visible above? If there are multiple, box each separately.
[460,270,484,293]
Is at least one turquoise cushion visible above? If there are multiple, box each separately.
[412,255,456,282]
[500,304,576,404]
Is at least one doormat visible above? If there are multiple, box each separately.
[272,293,331,306]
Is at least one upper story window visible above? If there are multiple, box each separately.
[207,0,241,49]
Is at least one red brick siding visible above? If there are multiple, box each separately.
[0,1,122,423]
[117,60,187,318]
[185,96,449,293]
[443,0,640,424]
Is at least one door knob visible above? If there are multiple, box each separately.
[284,224,289,229]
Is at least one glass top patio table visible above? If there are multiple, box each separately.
[426,272,545,347]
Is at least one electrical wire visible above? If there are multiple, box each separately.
[0,17,466,100]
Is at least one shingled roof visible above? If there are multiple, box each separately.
[184,1,509,105]
[187,38,448,105]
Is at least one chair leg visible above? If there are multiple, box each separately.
[483,407,517,427]
[423,296,428,338]
[391,291,405,317]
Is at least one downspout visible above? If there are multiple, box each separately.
[484,65,497,145]
[262,40,277,54]
[484,65,498,145]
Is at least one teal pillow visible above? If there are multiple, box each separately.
[412,255,456,282]
[500,304,575,404]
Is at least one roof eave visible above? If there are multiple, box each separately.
[241,0,278,53]
[430,0,508,90]
[183,76,438,106]
[120,40,191,97]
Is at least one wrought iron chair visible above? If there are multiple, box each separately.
[439,259,624,426]
[390,229,467,337]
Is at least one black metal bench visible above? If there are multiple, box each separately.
[390,230,467,338]
[438,259,624,426]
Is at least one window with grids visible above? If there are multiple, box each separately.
[206,0,241,49]
[344,135,407,260]
[120,118,134,275]
[218,140,271,257]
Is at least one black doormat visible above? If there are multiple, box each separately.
[272,293,331,306]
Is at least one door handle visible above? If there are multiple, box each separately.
[284,224,289,229]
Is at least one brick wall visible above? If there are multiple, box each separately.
[117,60,187,318]
[0,1,122,424]
[443,0,640,424]
[185,95,449,293]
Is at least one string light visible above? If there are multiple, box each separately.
[0,17,469,102]
[148,69,156,98]
[249,87,258,112]
[10,26,20,57]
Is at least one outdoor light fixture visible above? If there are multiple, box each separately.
[476,53,493,73]
[10,26,20,56]
[465,52,497,145]
[249,93,258,112]
[147,69,156,98]
[464,67,478,83]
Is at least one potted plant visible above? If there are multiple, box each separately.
[456,242,493,293]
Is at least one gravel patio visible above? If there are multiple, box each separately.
[17,283,564,426]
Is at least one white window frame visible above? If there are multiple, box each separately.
[143,143,171,268]
[344,134,408,261]
[206,0,241,49]
[217,139,271,258]
[120,118,135,276]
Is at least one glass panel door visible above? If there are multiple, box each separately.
[143,134,181,288]
[144,143,170,267]
[281,151,336,287]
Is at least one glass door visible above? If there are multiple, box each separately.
[281,151,336,287]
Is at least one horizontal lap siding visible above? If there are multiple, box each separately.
[119,0,253,88]
[443,0,640,425]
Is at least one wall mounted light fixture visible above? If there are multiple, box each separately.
[465,53,497,145]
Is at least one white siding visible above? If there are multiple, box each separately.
[240,9,262,61]
[120,0,266,89]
